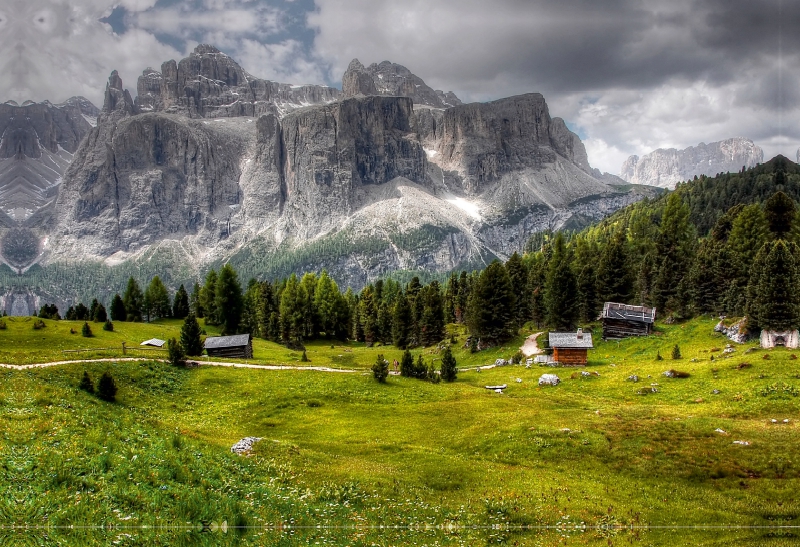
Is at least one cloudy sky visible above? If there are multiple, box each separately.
[1,0,796,174]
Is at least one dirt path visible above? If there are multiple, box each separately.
[520,332,544,357]
[0,358,358,373]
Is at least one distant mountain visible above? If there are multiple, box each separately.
[620,137,763,189]
[342,59,462,108]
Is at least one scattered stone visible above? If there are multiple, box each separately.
[231,437,263,454]
[560,428,571,433]
[690,358,698,362]
[494,389,503,393]
[784,419,790,423]
[538,374,560,386]
[711,389,721,395]
[694,398,704,403]
[715,318,748,343]
[737,363,752,369]
[516,378,522,383]
[714,428,727,434]
[723,347,735,354]
[744,348,756,354]
[733,440,750,446]
[663,369,690,378]
[771,419,778,423]
[627,374,639,383]
[494,358,508,367]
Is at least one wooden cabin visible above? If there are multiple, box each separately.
[204,334,253,359]
[601,302,656,339]
[548,329,593,366]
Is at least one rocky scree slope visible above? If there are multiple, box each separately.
[39,47,651,289]
[620,137,763,189]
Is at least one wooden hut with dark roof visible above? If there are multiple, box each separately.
[601,302,656,339]
[548,329,594,366]
[204,334,253,359]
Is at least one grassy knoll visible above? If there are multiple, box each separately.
[0,317,797,545]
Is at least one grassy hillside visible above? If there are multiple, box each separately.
[1,317,797,545]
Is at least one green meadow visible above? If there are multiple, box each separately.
[1,316,797,545]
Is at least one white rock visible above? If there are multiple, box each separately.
[538,374,560,386]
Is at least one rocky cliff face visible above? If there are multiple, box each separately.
[18,49,657,297]
[48,72,252,261]
[620,137,763,189]
[134,44,339,118]
[342,59,461,108]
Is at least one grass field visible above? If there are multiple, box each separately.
[1,316,798,545]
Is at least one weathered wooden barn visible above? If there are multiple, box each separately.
[601,302,656,339]
[548,329,593,366]
[204,334,253,359]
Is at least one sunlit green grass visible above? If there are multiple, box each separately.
[1,317,798,545]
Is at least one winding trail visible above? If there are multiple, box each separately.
[520,332,544,357]
[0,357,358,373]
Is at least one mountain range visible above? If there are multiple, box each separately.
[0,44,726,312]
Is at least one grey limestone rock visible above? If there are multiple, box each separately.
[342,58,460,108]
[134,44,339,119]
[620,138,763,189]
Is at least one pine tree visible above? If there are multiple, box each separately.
[414,354,427,379]
[440,346,458,382]
[392,290,412,349]
[671,344,681,360]
[97,372,118,402]
[652,192,695,313]
[576,262,599,322]
[359,285,378,345]
[400,349,414,377]
[314,271,340,337]
[753,241,800,331]
[103,320,114,331]
[201,270,219,325]
[765,191,797,239]
[372,354,389,383]
[215,264,244,335]
[505,252,529,326]
[190,282,203,318]
[110,294,126,322]
[122,277,143,322]
[79,371,94,393]
[299,273,319,339]
[544,233,578,330]
[180,314,204,357]
[527,255,547,327]
[167,338,187,367]
[81,322,92,337]
[444,272,459,323]
[419,281,445,347]
[280,274,304,345]
[172,284,190,319]
[93,303,107,323]
[596,228,631,304]
[144,275,171,321]
[467,261,516,345]
[89,299,99,321]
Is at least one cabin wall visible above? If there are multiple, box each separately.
[602,319,651,339]
[206,342,253,359]
[553,348,587,366]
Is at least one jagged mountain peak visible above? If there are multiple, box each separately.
[342,58,461,108]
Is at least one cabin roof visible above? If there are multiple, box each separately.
[549,331,594,349]
[204,334,251,349]
[140,338,166,347]
[601,302,656,324]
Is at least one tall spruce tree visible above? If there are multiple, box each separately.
[190,282,204,318]
[765,191,797,239]
[110,294,126,321]
[596,229,632,304]
[652,192,694,313]
[467,260,516,344]
[144,276,171,321]
[215,264,244,335]
[201,270,219,325]
[392,290,412,349]
[280,274,304,345]
[358,285,378,345]
[505,252,530,326]
[122,277,143,322]
[180,314,204,356]
[752,240,800,331]
[419,281,445,347]
[439,346,458,382]
[172,284,190,319]
[544,232,578,329]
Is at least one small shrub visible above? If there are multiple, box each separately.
[400,349,414,377]
[763,354,771,360]
[372,354,389,383]
[737,362,752,369]
[306,400,323,408]
[300,350,309,362]
[32,319,46,330]
[103,320,114,332]
[510,350,525,365]
[671,344,681,360]
[167,337,186,367]
[427,365,441,384]
[665,369,691,378]
[97,372,117,402]
[78,371,94,394]
[81,322,92,337]
[414,354,428,379]
[655,351,663,361]
[0,319,6,330]
[469,337,478,353]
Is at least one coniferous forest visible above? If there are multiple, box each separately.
[37,156,800,345]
